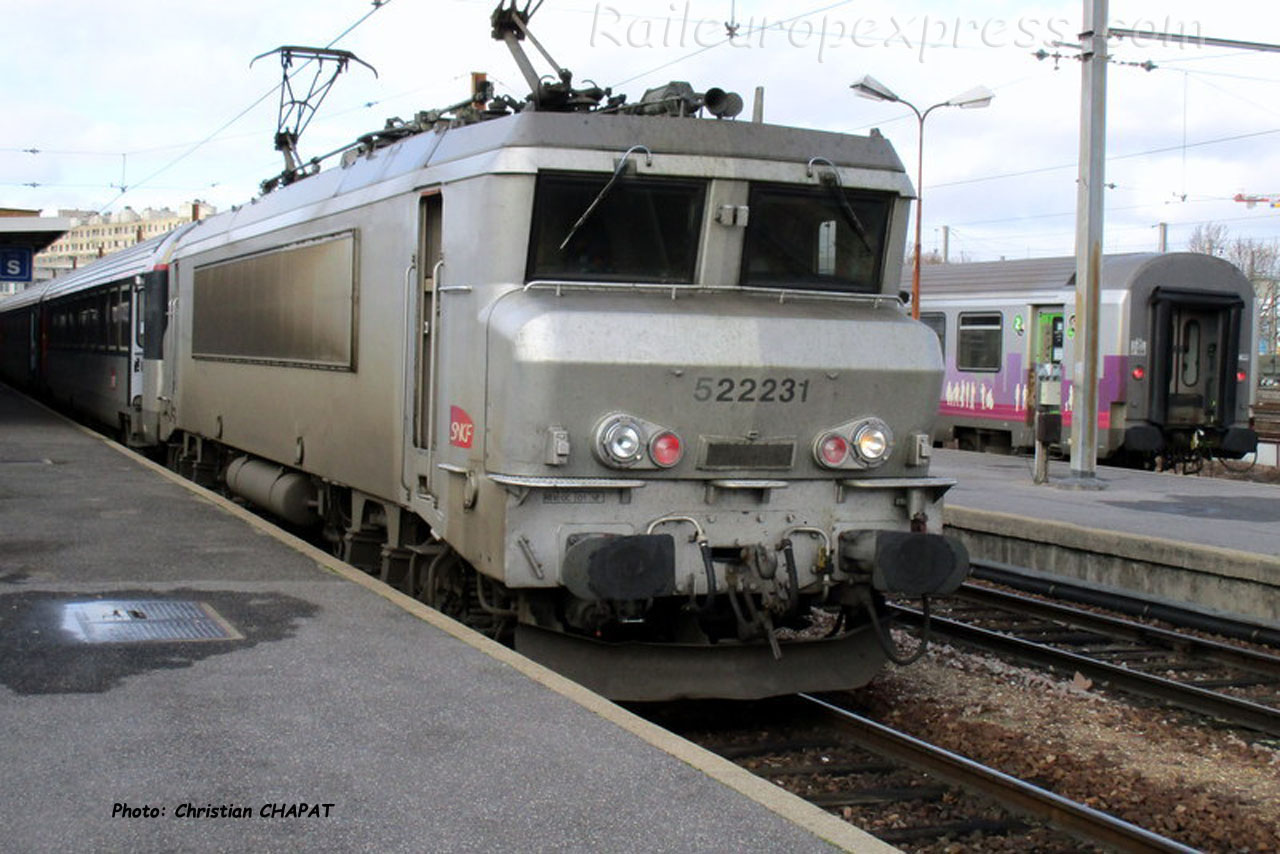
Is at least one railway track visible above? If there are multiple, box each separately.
[651,694,1196,852]
[889,561,1280,738]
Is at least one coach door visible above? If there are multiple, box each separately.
[1150,289,1243,429]
[1032,307,1065,370]
[127,277,144,403]
[406,192,443,497]
[1029,305,1064,407]
[29,310,39,379]
[1167,306,1221,426]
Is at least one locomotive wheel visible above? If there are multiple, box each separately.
[419,548,469,620]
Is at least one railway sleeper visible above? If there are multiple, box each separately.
[1187,675,1280,689]
[808,784,949,807]
[877,819,1032,845]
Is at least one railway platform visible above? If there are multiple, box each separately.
[0,384,889,854]
[933,448,1280,626]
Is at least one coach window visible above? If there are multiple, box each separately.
[526,171,705,283]
[135,286,146,350]
[919,312,946,355]
[957,312,1002,372]
[107,289,120,350]
[740,183,891,293]
[112,286,130,351]
[80,300,97,350]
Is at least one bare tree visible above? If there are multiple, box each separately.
[1190,223,1280,359]
[1187,222,1230,257]
[1228,236,1280,282]
[1187,222,1280,279]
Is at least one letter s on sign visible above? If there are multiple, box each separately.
[449,406,475,448]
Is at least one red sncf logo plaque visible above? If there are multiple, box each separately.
[449,406,475,448]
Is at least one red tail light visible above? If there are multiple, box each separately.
[818,433,849,467]
[649,431,683,467]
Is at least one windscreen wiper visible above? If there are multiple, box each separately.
[806,157,875,254]
[558,144,653,251]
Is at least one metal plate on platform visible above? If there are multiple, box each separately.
[60,600,242,644]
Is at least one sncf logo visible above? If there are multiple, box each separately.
[449,406,475,448]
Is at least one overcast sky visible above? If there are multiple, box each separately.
[3,0,1278,261]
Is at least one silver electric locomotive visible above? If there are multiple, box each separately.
[1,5,967,700]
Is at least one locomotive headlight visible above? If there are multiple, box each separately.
[593,414,645,468]
[851,420,892,466]
[594,413,682,469]
[599,419,640,460]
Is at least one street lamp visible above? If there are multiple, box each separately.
[850,75,993,319]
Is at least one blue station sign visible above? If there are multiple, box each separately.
[0,247,33,282]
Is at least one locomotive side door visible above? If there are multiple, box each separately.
[406,191,443,499]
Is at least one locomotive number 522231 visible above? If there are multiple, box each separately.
[693,377,810,404]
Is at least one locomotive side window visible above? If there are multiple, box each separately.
[526,172,705,283]
[740,183,891,293]
[919,312,946,355]
[957,312,1002,372]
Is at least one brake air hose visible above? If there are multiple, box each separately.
[867,595,932,666]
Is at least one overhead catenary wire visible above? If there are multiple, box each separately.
[8,2,1278,257]
[92,0,392,214]
[930,125,1280,192]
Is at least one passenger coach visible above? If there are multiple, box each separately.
[916,253,1257,466]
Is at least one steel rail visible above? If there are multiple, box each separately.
[889,604,1280,736]
[953,583,1280,678]
[970,559,1280,648]
[799,694,1199,854]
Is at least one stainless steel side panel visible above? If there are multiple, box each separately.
[192,231,357,370]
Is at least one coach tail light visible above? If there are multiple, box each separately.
[813,417,894,470]
[594,413,684,470]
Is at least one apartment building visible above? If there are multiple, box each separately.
[35,202,216,279]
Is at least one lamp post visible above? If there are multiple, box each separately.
[850,76,993,319]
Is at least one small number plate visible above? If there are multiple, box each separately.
[693,376,810,404]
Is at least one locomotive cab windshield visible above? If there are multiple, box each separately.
[526,171,706,283]
[741,183,893,293]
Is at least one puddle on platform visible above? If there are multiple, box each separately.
[1100,495,1280,523]
[0,589,318,695]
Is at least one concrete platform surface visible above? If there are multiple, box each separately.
[933,448,1280,553]
[0,384,891,854]
[932,448,1280,624]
